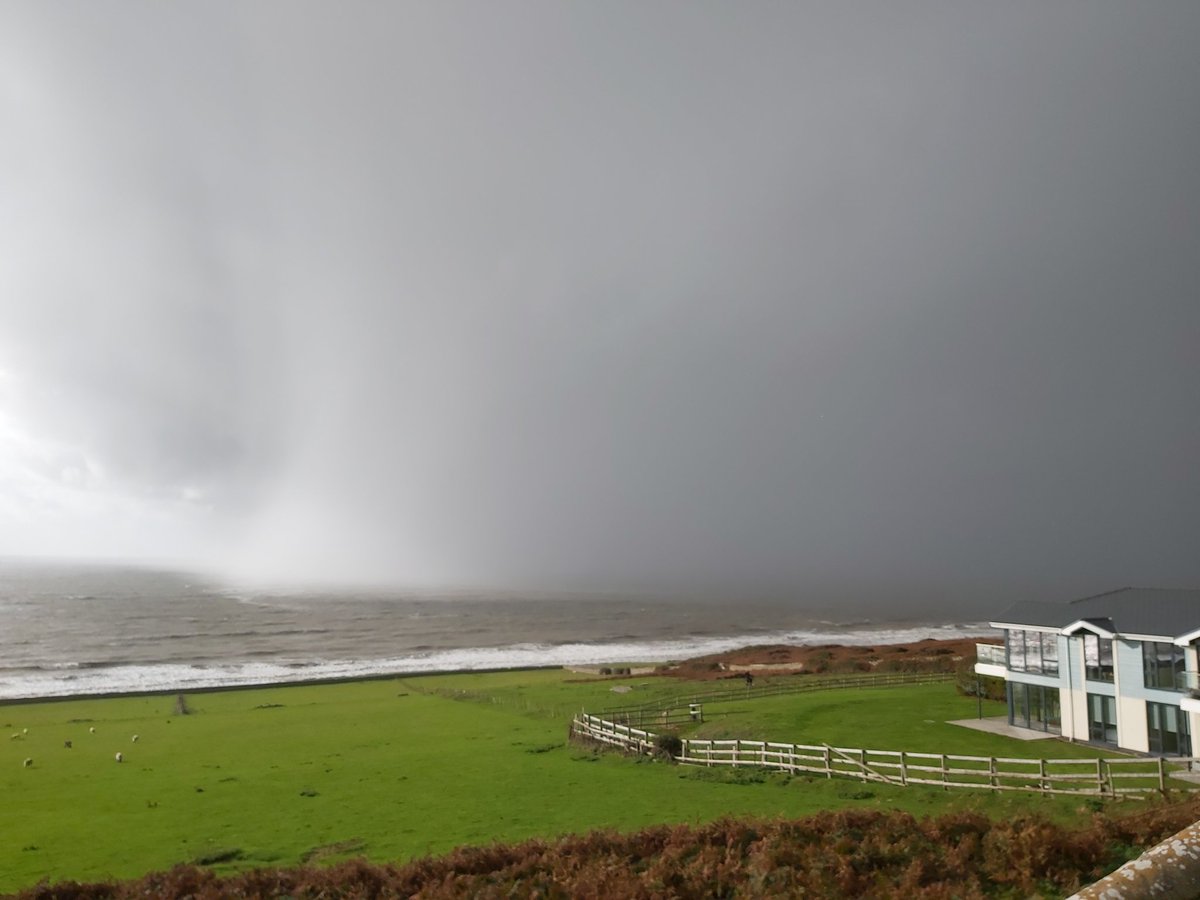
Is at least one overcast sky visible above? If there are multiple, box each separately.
[1,2,1198,606]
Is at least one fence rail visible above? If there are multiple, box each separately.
[603,672,955,728]
[571,713,1200,797]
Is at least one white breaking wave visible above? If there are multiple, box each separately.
[0,622,996,700]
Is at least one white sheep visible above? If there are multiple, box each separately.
[131,734,139,743]
[9,733,19,740]
[115,752,123,763]
[23,758,32,768]
[89,726,96,734]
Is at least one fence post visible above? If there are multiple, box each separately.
[1158,756,1167,793]
[577,707,1148,800]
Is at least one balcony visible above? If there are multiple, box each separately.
[974,642,1006,678]
[1180,671,1200,713]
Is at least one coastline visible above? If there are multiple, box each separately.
[0,635,994,706]
[0,664,567,707]
[2,564,998,703]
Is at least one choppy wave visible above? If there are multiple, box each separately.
[0,622,994,700]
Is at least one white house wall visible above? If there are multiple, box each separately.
[1060,634,1088,742]
[1114,639,1149,752]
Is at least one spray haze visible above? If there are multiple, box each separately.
[1,2,1198,605]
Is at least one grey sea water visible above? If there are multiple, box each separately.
[0,560,993,699]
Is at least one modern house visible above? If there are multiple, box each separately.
[975,588,1200,755]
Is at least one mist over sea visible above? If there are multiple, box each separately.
[0,560,995,700]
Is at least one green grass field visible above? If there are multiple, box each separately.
[0,670,1178,893]
[684,685,1106,757]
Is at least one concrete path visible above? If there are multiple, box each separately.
[947,716,1055,741]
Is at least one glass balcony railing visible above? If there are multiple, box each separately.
[1179,671,1200,698]
[975,643,1006,667]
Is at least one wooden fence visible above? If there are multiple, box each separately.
[571,713,1200,797]
[603,672,955,729]
[573,713,658,756]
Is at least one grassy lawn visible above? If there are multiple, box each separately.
[402,666,666,719]
[684,684,1107,758]
[0,671,1181,892]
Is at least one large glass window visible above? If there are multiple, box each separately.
[1006,630,1026,671]
[1040,632,1059,673]
[1008,682,1062,733]
[1087,693,1118,744]
[1046,686,1061,731]
[1143,642,1186,691]
[1084,634,1114,682]
[1005,629,1059,675]
[1147,702,1192,756]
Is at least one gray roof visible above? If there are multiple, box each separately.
[993,588,1200,640]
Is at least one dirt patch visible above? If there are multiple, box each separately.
[657,637,995,680]
[300,838,367,863]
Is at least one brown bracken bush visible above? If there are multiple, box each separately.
[11,797,1200,899]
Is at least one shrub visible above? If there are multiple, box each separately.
[955,671,1006,700]
[13,797,1200,899]
[653,733,683,759]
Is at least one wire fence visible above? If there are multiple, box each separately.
[602,672,956,728]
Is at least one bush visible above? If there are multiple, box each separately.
[653,733,683,760]
[956,671,1006,701]
[18,797,1200,899]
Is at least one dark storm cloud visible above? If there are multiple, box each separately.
[1,2,1198,604]
[1,4,287,515]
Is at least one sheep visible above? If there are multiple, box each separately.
[89,726,96,733]
[9,733,19,740]
[131,734,139,743]
[64,740,72,749]
[23,758,32,767]
[115,752,123,763]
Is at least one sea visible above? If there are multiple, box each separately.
[0,560,996,701]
